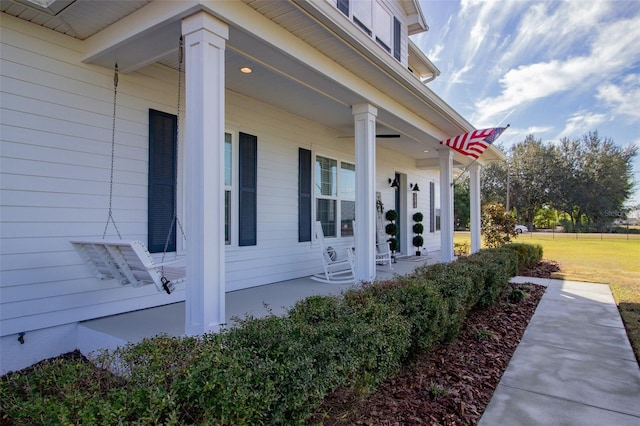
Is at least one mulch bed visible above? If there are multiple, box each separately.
[309,260,553,425]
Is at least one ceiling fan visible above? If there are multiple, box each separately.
[338,134,400,139]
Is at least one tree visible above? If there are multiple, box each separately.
[481,203,517,248]
[481,159,508,206]
[551,131,637,231]
[507,135,556,229]
[481,131,637,233]
[453,176,470,230]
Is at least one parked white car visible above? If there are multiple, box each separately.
[515,224,528,234]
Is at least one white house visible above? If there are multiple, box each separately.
[0,0,503,374]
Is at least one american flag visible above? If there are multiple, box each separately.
[439,126,508,159]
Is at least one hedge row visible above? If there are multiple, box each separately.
[1,243,542,425]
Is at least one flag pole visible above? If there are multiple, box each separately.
[451,156,480,187]
[449,124,510,187]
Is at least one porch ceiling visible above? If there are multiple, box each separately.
[1,0,502,165]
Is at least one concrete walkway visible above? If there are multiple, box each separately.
[479,277,640,426]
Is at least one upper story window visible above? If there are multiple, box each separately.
[334,0,403,62]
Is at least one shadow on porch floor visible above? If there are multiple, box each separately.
[77,253,440,355]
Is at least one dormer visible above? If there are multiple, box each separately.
[328,0,428,68]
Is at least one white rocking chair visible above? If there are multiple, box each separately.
[71,240,185,294]
[375,228,393,270]
[352,221,393,271]
[310,221,356,284]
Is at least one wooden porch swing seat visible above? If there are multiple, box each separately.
[310,221,356,284]
[71,240,185,294]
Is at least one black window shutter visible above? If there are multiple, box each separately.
[148,109,177,253]
[393,17,401,61]
[337,0,349,16]
[298,148,312,242]
[239,132,257,246]
[429,181,435,233]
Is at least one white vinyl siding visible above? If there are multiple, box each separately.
[0,12,440,352]
[0,15,185,337]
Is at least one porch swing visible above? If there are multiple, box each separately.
[72,39,186,295]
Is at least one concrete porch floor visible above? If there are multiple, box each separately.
[77,253,439,354]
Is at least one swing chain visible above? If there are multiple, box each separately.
[103,63,122,239]
[161,37,186,281]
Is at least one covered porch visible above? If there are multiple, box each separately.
[76,1,497,337]
[77,253,440,355]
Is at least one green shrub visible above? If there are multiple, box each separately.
[502,243,543,273]
[459,247,518,308]
[409,261,484,341]
[2,244,528,424]
[385,209,398,221]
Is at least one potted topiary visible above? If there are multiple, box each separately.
[412,212,424,256]
[385,209,399,261]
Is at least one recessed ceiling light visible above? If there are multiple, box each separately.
[423,149,429,153]
[240,67,253,74]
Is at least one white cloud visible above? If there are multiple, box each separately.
[427,44,444,63]
[472,13,640,126]
[556,111,609,139]
[500,0,609,66]
[596,75,640,121]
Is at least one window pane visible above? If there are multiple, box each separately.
[340,162,355,200]
[225,190,231,244]
[316,198,336,237]
[224,132,232,186]
[341,200,355,236]
[315,156,337,196]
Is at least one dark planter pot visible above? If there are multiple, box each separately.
[416,250,421,256]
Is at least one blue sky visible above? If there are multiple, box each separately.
[413,0,640,206]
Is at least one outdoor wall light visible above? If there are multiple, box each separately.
[410,183,420,192]
[388,177,399,189]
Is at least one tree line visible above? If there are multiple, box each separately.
[454,131,638,232]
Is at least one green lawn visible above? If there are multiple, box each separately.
[455,232,640,361]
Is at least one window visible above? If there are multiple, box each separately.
[337,0,349,16]
[332,0,403,62]
[315,155,355,238]
[224,132,232,245]
[340,162,355,236]
[374,3,391,52]
[352,0,372,35]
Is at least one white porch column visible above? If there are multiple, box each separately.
[182,13,228,335]
[469,162,482,254]
[439,149,455,262]
[352,103,377,282]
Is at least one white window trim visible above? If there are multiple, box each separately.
[313,152,356,239]
[225,129,240,247]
